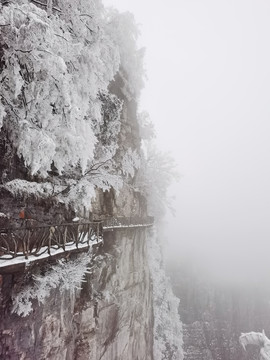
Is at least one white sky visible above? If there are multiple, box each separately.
[103,0,270,284]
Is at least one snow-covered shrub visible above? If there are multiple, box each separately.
[105,10,145,98]
[12,254,91,317]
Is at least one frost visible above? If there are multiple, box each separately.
[239,331,270,359]
[12,254,91,317]
[3,179,55,199]
[122,148,141,178]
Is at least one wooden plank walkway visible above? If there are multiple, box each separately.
[0,216,154,273]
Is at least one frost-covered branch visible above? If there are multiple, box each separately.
[12,254,91,317]
[0,0,146,210]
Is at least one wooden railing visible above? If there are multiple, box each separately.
[0,222,102,260]
[0,216,154,260]
[102,216,154,229]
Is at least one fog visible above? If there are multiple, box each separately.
[103,0,270,285]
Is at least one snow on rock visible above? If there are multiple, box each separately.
[239,331,270,360]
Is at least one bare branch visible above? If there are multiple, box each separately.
[29,0,61,13]
[83,159,112,177]
[14,49,32,53]
[54,33,69,42]
[79,14,93,19]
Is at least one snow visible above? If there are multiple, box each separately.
[12,252,93,317]
[0,240,92,268]
[103,223,153,230]
[122,148,141,178]
[239,331,270,359]
[2,179,55,199]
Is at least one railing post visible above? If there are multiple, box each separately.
[23,229,30,260]
[87,224,91,248]
[48,226,55,255]
[11,231,17,258]
[76,223,79,248]
[63,226,67,251]
[97,222,100,242]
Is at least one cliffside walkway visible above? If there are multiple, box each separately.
[0,216,154,271]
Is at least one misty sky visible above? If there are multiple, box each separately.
[103,0,270,284]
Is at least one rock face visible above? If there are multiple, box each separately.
[0,3,182,357]
[168,263,270,360]
[0,227,153,360]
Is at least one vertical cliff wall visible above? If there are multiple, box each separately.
[0,1,183,358]
[0,227,153,360]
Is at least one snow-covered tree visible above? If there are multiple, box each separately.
[0,0,145,210]
[136,144,179,218]
[122,148,140,178]
[138,111,155,141]
[0,1,119,176]
[105,9,145,99]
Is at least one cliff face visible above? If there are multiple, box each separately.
[0,227,153,360]
[168,263,270,360]
[0,2,184,359]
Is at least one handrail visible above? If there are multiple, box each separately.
[0,216,154,260]
[0,221,103,233]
